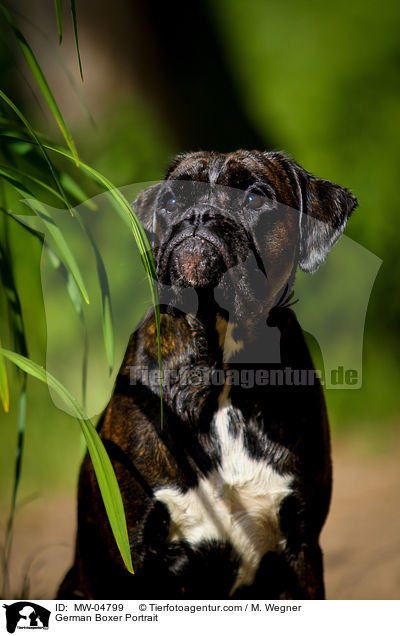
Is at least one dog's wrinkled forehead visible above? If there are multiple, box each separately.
[164,150,299,209]
[133,149,357,275]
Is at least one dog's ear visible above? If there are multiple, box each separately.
[298,170,358,273]
[131,183,161,233]
[270,153,358,273]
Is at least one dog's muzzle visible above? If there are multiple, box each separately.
[158,225,236,288]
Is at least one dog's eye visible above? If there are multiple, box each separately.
[165,197,178,212]
[246,193,264,210]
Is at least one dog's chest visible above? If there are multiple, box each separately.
[154,398,293,593]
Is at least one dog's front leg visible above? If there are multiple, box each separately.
[279,543,325,600]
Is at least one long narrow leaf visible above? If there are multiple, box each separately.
[0,111,114,375]
[0,207,43,242]
[32,141,155,278]
[70,0,83,81]
[47,247,89,409]
[24,199,90,304]
[103,286,114,374]
[0,243,27,358]
[0,167,110,378]
[0,332,9,412]
[6,376,27,534]
[0,129,109,380]
[0,164,65,204]
[60,172,97,210]
[0,8,93,126]
[54,0,63,44]
[0,90,72,211]
[1,207,89,409]
[0,4,78,163]
[80,221,114,374]
[0,215,29,595]
[0,128,164,423]
[8,210,87,324]
[0,108,94,390]
[42,141,164,420]
[0,348,134,574]
[0,169,90,305]
[1,377,27,600]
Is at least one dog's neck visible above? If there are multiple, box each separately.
[161,283,294,366]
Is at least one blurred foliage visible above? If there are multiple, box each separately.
[0,0,400,512]
[0,0,160,579]
[210,0,400,429]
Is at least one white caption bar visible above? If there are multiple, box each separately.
[2,600,399,635]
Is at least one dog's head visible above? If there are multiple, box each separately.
[133,150,357,321]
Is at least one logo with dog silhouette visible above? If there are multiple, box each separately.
[3,602,50,633]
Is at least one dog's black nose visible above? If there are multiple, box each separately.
[182,207,213,228]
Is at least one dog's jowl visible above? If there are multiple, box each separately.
[58,150,357,600]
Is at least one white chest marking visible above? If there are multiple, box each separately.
[154,392,293,594]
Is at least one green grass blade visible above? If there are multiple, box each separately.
[25,199,90,304]
[1,209,86,321]
[81,319,89,410]
[0,332,10,412]
[0,207,43,242]
[0,243,27,358]
[0,4,79,163]
[0,118,113,373]
[103,287,114,374]
[41,143,159,314]
[54,0,63,44]
[0,168,110,376]
[70,0,83,81]
[0,348,134,574]
[51,213,114,376]
[2,375,27,599]
[85,225,115,374]
[7,376,27,532]
[0,221,29,591]
[0,168,90,305]
[0,114,92,395]
[0,131,108,378]
[0,8,93,126]
[0,164,66,205]
[43,142,164,419]
[47,247,89,408]
[80,415,133,572]
[0,91,73,210]
[0,128,164,423]
[60,172,97,210]
[40,143,155,273]
[1,209,80,315]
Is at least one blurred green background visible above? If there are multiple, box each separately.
[0,0,399,598]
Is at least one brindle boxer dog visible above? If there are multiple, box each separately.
[58,150,357,600]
